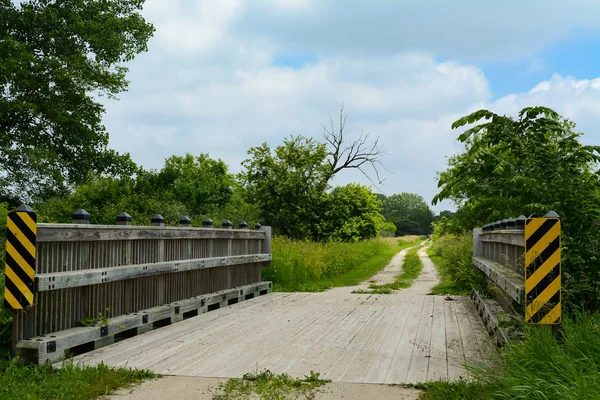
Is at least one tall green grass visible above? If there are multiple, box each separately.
[420,311,600,400]
[264,236,423,292]
[428,233,485,296]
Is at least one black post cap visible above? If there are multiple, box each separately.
[255,222,262,230]
[151,214,165,225]
[488,223,495,231]
[544,210,560,219]
[202,218,213,227]
[17,205,35,213]
[239,221,249,229]
[494,220,502,229]
[179,216,192,226]
[222,220,233,228]
[72,209,91,221]
[116,212,132,222]
[500,219,508,229]
[516,215,526,229]
[507,217,516,229]
[528,213,540,218]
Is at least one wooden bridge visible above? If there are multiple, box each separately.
[4,207,511,386]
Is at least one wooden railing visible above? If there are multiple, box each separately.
[8,210,272,365]
[471,212,562,345]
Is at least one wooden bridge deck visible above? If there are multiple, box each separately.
[71,247,495,385]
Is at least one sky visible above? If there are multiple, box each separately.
[101,0,600,212]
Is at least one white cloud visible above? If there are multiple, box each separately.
[101,1,600,214]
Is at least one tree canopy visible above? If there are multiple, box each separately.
[380,193,434,235]
[0,0,154,201]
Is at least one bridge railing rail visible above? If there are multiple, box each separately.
[7,209,272,365]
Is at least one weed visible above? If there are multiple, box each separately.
[77,308,111,327]
[352,288,393,294]
[213,369,330,400]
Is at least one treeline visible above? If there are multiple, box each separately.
[0,135,438,243]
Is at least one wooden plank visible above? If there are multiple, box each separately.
[324,295,395,381]
[480,232,524,247]
[426,296,447,382]
[454,298,484,378]
[363,298,416,384]
[283,295,386,381]
[444,297,468,381]
[384,295,428,384]
[404,295,435,383]
[472,256,524,303]
[37,225,265,242]
[340,299,404,383]
[36,255,271,291]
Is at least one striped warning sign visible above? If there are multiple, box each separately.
[524,217,561,324]
[3,207,37,310]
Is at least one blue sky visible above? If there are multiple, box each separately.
[99,0,600,212]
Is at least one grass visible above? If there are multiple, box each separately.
[418,311,600,400]
[427,248,469,296]
[427,233,485,296]
[0,358,155,400]
[263,235,424,292]
[213,369,330,400]
[353,245,424,294]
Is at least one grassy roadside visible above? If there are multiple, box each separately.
[0,359,155,400]
[427,234,485,296]
[427,247,469,296]
[264,236,424,292]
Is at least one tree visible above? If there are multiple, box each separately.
[381,193,434,235]
[433,106,600,310]
[0,0,154,201]
[241,136,330,239]
[323,105,387,186]
[318,184,384,242]
[155,154,235,217]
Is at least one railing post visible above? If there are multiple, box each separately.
[473,228,482,258]
[72,209,91,224]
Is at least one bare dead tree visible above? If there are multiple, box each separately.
[322,104,389,187]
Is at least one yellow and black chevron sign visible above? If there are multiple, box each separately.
[524,217,561,324]
[3,207,37,310]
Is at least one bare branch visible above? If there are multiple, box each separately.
[323,104,388,188]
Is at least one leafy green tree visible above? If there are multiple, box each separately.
[241,136,330,239]
[380,193,434,234]
[0,0,154,201]
[434,106,600,310]
[155,154,235,217]
[318,184,384,242]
